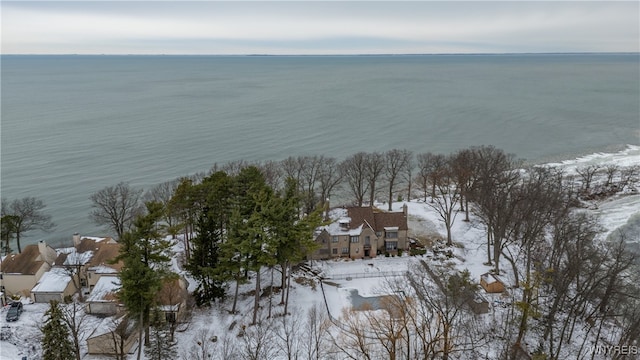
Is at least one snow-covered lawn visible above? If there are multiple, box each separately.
[2,146,638,359]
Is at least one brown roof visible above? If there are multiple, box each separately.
[0,244,47,275]
[346,207,408,232]
[76,238,123,272]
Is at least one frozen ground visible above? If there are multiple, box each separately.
[1,146,637,359]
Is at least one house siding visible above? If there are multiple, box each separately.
[1,273,39,298]
[312,206,408,260]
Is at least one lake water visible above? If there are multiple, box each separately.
[1,54,639,247]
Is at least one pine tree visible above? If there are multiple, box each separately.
[115,201,173,359]
[41,300,75,360]
[187,171,232,305]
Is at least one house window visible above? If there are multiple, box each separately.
[386,241,398,251]
[376,231,382,237]
[365,236,371,245]
[386,231,398,239]
[332,248,338,255]
[332,236,339,243]
[350,236,359,243]
[356,247,359,253]
[342,247,349,254]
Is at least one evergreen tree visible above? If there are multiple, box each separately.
[115,201,173,359]
[41,300,75,360]
[187,171,232,305]
[273,178,322,313]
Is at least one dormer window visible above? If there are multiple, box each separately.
[339,219,350,230]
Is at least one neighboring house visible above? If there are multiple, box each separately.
[53,235,123,295]
[30,267,75,303]
[156,276,190,323]
[0,241,57,300]
[311,205,409,260]
[86,314,138,356]
[480,273,506,293]
[86,275,122,315]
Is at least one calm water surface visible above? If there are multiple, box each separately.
[2,54,639,247]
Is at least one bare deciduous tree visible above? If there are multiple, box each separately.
[89,182,143,240]
[61,299,89,360]
[303,304,332,360]
[365,152,386,207]
[317,157,343,211]
[1,196,55,253]
[468,145,521,270]
[240,318,278,360]
[258,160,284,192]
[384,149,412,211]
[143,179,181,237]
[426,157,461,246]
[340,152,370,207]
[603,164,620,187]
[415,153,448,203]
[450,148,477,222]
[576,165,601,191]
[182,328,216,360]
[276,310,302,360]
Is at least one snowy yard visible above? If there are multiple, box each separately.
[1,146,638,359]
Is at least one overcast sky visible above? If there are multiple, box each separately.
[2,1,638,55]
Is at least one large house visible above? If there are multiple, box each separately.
[53,234,123,295]
[311,205,409,260]
[0,241,57,300]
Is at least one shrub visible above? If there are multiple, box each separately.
[410,249,427,256]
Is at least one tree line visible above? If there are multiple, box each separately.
[3,145,639,359]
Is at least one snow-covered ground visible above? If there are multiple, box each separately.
[1,145,638,359]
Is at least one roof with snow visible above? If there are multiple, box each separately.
[86,276,121,302]
[481,272,502,285]
[53,237,123,272]
[88,314,137,339]
[320,206,408,236]
[31,268,72,293]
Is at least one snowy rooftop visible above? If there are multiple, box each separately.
[88,265,118,274]
[481,273,500,284]
[64,250,94,266]
[83,236,111,243]
[86,275,121,302]
[31,267,72,293]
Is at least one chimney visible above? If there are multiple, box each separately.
[323,198,330,222]
[38,240,47,256]
[73,233,81,247]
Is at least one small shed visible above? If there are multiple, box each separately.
[31,268,75,303]
[480,272,505,293]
